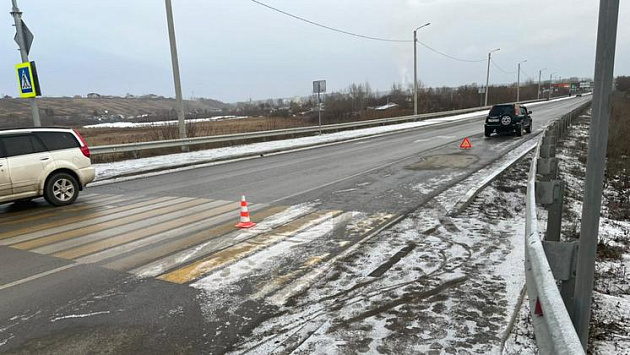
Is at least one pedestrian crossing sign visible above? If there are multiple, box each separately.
[15,61,41,98]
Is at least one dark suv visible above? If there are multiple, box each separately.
[484,104,532,137]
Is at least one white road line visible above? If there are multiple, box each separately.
[413,138,431,143]
[0,264,77,291]
[435,135,457,139]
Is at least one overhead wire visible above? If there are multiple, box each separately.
[415,41,485,63]
[249,0,410,43]
[249,0,486,63]
[519,68,536,82]
[491,58,516,74]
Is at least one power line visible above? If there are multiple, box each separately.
[416,41,485,63]
[491,58,516,74]
[520,68,536,81]
[249,0,410,43]
[249,0,486,63]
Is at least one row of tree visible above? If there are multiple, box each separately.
[305,79,579,125]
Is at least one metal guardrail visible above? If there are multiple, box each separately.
[90,98,544,156]
[524,101,592,354]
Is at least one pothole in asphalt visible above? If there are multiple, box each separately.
[406,153,479,170]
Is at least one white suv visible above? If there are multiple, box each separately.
[0,128,95,206]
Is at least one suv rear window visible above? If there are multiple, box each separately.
[489,105,514,116]
[1,135,47,157]
[35,132,80,151]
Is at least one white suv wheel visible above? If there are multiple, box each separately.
[44,173,79,206]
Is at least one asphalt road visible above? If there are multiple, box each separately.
[0,96,591,354]
[90,96,589,213]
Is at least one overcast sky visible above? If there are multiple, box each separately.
[1,0,628,103]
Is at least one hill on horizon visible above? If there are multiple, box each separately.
[0,96,231,128]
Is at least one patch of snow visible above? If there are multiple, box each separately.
[50,311,110,322]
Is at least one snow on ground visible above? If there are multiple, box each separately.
[91,97,574,183]
[222,147,535,354]
[83,116,248,128]
[504,110,630,354]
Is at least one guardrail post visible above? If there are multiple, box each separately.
[535,180,564,241]
[543,240,579,315]
[539,135,556,158]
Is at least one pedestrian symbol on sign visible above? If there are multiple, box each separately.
[15,61,40,98]
[20,69,32,91]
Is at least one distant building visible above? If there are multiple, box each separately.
[87,93,102,99]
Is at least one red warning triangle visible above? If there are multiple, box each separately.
[460,137,472,149]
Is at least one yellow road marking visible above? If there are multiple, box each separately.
[157,210,341,284]
[12,198,205,250]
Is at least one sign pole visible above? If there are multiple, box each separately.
[11,0,40,127]
[313,80,326,135]
[573,0,619,349]
[317,91,321,135]
[165,0,188,149]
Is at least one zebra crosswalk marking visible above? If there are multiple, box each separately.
[0,196,181,242]
[0,195,133,226]
[8,197,198,250]
[54,200,235,259]
[31,199,213,255]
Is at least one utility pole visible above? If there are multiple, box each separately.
[485,48,499,106]
[537,68,546,99]
[573,0,619,349]
[548,73,554,100]
[413,23,430,116]
[165,0,187,144]
[10,0,40,127]
[516,60,526,102]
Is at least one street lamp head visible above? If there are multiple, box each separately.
[415,22,431,32]
[519,59,527,65]
[490,48,500,54]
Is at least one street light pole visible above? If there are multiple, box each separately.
[10,0,40,127]
[516,59,527,102]
[413,22,430,116]
[165,0,187,143]
[537,68,546,99]
[548,73,555,100]
[484,48,500,106]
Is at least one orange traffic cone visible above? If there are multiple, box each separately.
[235,195,256,228]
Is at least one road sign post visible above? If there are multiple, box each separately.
[313,80,326,134]
[573,0,620,349]
[165,0,188,150]
[10,0,40,127]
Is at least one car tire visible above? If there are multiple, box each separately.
[515,124,523,137]
[484,128,492,137]
[44,172,79,207]
[525,122,532,134]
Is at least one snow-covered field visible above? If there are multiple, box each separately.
[84,115,248,128]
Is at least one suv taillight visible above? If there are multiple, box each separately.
[73,129,91,158]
